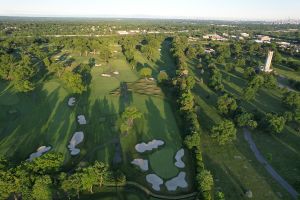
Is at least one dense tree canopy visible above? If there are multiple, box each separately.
[264,113,286,133]
[157,71,169,83]
[197,170,214,192]
[120,106,142,134]
[235,112,258,129]
[217,94,238,115]
[61,71,86,94]
[211,120,237,145]
[139,67,152,78]
[282,91,300,110]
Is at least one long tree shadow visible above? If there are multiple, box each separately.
[0,84,75,163]
[144,97,169,142]
[202,154,245,199]
[155,39,177,78]
[81,96,122,169]
[118,82,133,113]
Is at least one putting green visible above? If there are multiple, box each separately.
[149,147,178,179]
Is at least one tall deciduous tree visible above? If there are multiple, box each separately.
[61,173,82,199]
[282,91,300,110]
[139,67,152,78]
[120,106,142,134]
[217,94,238,115]
[235,112,257,129]
[32,176,52,200]
[157,71,169,83]
[61,71,86,94]
[197,170,214,192]
[211,120,237,145]
[265,113,286,133]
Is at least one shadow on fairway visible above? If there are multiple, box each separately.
[0,85,75,163]
[203,154,245,199]
[118,82,133,113]
[79,95,121,167]
[156,39,177,78]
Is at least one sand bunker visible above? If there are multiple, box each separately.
[175,148,185,168]
[68,97,75,106]
[131,159,149,171]
[146,174,164,191]
[27,146,51,161]
[77,115,87,125]
[113,71,119,75]
[101,73,111,77]
[165,172,188,191]
[135,139,164,153]
[68,131,84,155]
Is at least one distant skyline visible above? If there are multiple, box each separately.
[0,0,299,21]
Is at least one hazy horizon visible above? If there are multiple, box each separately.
[0,0,299,21]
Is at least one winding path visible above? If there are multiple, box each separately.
[104,181,197,200]
[243,128,299,199]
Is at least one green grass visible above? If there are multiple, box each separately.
[0,82,19,106]
[274,64,300,81]
[149,147,179,179]
[0,41,195,198]
[188,61,297,199]
[202,132,292,200]
[0,79,76,162]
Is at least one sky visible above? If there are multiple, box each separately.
[0,0,299,20]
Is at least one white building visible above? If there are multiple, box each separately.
[257,35,271,43]
[241,33,250,37]
[117,31,129,35]
[129,30,140,33]
[261,51,274,73]
[203,34,227,41]
[277,41,291,48]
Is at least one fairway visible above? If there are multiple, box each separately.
[0,38,195,197]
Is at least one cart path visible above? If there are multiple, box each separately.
[243,128,299,199]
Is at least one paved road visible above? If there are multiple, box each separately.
[243,128,299,199]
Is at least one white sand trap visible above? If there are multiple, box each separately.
[165,172,188,191]
[68,97,75,106]
[77,115,87,125]
[131,159,149,171]
[146,174,163,191]
[113,71,119,75]
[135,139,164,153]
[101,73,111,77]
[175,148,185,168]
[68,132,84,155]
[27,146,51,161]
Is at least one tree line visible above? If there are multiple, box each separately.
[0,152,125,200]
[170,36,217,200]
